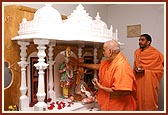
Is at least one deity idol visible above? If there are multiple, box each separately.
[59,47,74,97]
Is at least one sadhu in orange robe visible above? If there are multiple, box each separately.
[97,52,137,111]
[134,46,164,111]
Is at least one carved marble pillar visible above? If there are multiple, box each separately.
[17,41,30,111]
[33,39,49,111]
[47,42,56,101]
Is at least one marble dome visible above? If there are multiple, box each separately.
[94,12,108,30]
[34,4,62,23]
[18,4,63,36]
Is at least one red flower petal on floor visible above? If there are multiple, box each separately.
[48,106,53,110]
[51,104,55,108]
[57,105,62,110]
[56,101,59,104]
[60,101,64,104]
[62,103,66,108]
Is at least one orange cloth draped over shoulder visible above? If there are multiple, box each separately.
[97,52,137,111]
[134,46,164,111]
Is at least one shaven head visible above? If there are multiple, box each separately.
[103,39,120,61]
[104,39,120,53]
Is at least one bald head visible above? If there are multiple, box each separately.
[104,40,120,53]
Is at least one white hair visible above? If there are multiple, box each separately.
[105,39,120,52]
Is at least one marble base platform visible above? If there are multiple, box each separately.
[21,98,100,112]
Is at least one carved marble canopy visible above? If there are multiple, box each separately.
[12,4,118,43]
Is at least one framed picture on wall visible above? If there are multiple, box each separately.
[127,24,141,38]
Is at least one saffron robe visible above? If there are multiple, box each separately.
[134,46,164,111]
[97,52,136,111]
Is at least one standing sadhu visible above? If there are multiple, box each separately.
[78,40,137,111]
[134,34,164,111]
